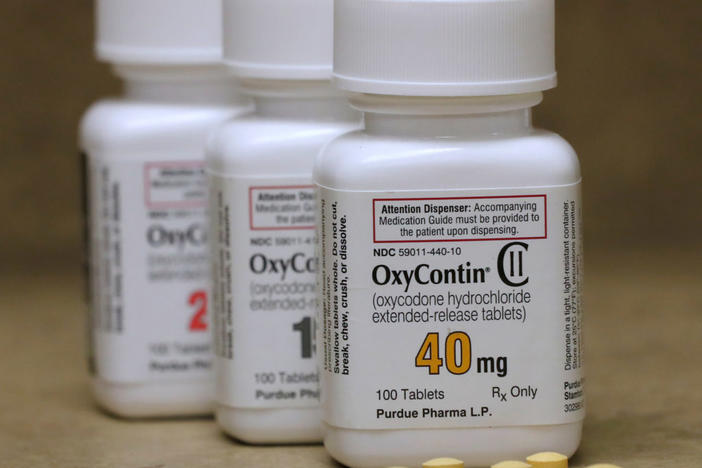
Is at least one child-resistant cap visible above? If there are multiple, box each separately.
[222,0,333,80]
[95,0,222,64]
[334,0,557,96]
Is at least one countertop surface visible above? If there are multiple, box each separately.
[1,252,701,468]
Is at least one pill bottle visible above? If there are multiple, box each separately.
[207,0,361,443]
[80,0,252,418]
[315,0,585,466]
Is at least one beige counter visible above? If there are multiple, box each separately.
[1,251,700,467]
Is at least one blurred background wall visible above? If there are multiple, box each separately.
[1,0,700,272]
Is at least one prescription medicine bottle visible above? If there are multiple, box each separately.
[206,0,361,443]
[80,0,252,418]
[315,0,584,466]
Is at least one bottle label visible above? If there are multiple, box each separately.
[88,158,212,383]
[318,183,584,429]
[210,174,320,408]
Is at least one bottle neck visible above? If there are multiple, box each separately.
[114,64,248,106]
[354,93,542,138]
[241,79,360,122]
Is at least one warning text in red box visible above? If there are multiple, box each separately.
[249,185,316,231]
[373,195,547,243]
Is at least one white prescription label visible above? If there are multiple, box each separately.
[210,175,320,408]
[88,159,212,383]
[319,183,584,430]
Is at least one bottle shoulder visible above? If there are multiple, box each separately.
[80,98,251,157]
[206,116,361,176]
[314,129,580,191]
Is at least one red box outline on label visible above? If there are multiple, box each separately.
[372,194,548,243]
[249,185,316,231]
[143,161,206,210]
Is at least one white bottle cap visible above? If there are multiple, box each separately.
[222,0,333,80]
[95,0,223,65]
[334,0,557,96]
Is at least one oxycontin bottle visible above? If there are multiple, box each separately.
[207,0,361,443]
[80,0,251,418]
[315,0,584,466]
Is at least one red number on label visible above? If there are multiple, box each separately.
[188,290,208,331]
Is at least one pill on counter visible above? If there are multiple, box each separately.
[491,461,533,468]
[422,458,465,468]
[525,452,568,468]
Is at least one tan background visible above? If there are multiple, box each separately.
[0,1,701,467]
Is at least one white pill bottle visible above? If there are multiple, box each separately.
[207,0,360,443]
[80,0,251,417]
[316,0,585,466]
